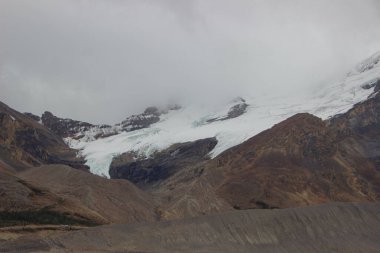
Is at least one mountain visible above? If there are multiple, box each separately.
[119,104,379,219]
[0,103,157,229]
[0,52,379,252]
[24,105,182,176]
[106,53,380,218]
[48,52,380,178]
[0,101,88,171]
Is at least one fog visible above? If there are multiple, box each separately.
[1,0,380,124]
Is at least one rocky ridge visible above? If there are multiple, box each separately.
[25,105,182,149]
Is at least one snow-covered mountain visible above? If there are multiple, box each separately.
[62,52,380,177]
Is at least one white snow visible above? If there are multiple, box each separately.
[65,52,380,178]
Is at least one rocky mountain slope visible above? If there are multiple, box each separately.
[0,164,157,229]
[106,80,380,218]
[17,165,157,224]
[0,101,88,171]
[211,110,379,210]
[0,169,100,228]
[0,103,157,229]
[2,203,379,253]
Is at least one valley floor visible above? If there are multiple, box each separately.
[1,202,379,253]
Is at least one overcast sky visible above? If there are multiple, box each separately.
[1,0,380,124]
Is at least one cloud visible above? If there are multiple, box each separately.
[1,0,380,124]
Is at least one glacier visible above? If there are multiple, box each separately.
[65,52,380,178]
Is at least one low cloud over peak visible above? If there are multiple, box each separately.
[1,0,380,124]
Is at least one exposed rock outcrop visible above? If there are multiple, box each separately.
[41,111,95,138]
[120,105,180,132]
[120,106,161,132]
[110,137,217,187]
[226,101,248,119]
[207,97,248,123]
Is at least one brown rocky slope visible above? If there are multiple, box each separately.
[17,165,157,224]
[0,101,157,228]
[0,101,88,171]
[0,164,157,229]
[109,87,380,219]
